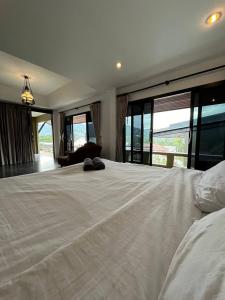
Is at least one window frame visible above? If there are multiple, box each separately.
[123,80,225,170]
[64,111,95,152]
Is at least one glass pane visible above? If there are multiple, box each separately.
[153,107,190,168]
[133,105,142,163]
[152,154,167,166]
[143,102,151,164]
[87,121,96,143]
[125,113,132,162]
[198,103,225,170]
[38,121,53,155]
[86,112,96,143]
[73,114,87,150]
[174,156,188,168]
[190,105,199,168]
[65,116,73,152]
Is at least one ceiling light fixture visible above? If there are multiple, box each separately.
[116,62,122,70]
[205,11,222,25]
[21,75,35,105]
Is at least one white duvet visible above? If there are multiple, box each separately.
[159,208,225,300]
[0,160,202,299]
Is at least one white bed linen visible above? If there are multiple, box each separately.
[159,208,225,300]
[195,160,225,212]
[0,160,202,299]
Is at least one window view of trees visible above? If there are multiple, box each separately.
[125,85,225,170]
[64,112,96,152]
[125,106,191,168]
[38,121,53,156]
[152,108,190,167]
[73,113,96,150]
[73,114,87,150]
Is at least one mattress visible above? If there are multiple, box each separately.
[0,160,203,299]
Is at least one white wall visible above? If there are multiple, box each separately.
[53,57,225,161]
[53,89,117,160]
[47,80,96,109]
[118,55,225,102]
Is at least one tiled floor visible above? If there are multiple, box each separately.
[0,154,59,178]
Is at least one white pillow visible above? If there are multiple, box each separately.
[159,208,225,300]
[195,160,225,213]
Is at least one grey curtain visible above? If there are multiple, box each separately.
[116,95,128,162]
[0,102,34,166]
[90,102,101,145]
[59,112,65,156]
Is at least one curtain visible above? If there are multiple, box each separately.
[90,102,101,145]
[116,95,128,162]
[59,112,65,156]
[0,102,34,166]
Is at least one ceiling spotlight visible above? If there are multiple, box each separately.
[116,62,122,70]
[206,11,222,25]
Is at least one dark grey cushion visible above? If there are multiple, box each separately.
[83,158,95,171]
[93,157,105,170]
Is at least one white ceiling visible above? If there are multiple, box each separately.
[0,50,70,95]
[0,0,225,106]
[31,111,45,117]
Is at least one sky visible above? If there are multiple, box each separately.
[153,108,190,130]
[38,122,52,136]
[141,108,191,131]
[141,103,225,131]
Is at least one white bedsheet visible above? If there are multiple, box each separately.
[158,208,225,300]
[0,160,202,299]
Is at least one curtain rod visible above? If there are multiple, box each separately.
[62,100,101,113]
[118,64,225,97]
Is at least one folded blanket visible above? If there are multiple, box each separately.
[93,157,105,170]
[83,158,95,171]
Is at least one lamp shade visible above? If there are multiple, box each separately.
[21,76,35,105]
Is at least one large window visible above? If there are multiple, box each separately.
[124,82,225,170]
[65,112,96,152]
[190,84,225,170]
[38,121,53,155]
[125,102,152,165]
[125,92,191,168]
[152,108,190,168]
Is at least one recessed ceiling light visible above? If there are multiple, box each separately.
[206,11,222,25]
[116,62,122,70]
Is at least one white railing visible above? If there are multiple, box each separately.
[152,151,188,168]
[126,149,188,168]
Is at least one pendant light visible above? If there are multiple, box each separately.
[21,75,35,105]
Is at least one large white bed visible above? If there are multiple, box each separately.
[0,160,204,299]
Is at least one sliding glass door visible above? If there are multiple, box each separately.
[143,102,152,164]
[152,108,190,168]
[132,103,143,163]
[64,111,96,153]
[125,101,153,164]
[73,114,88,150]
[189,84,225,170]
[124,82,225,170]
[125,92,191,168]
[152,93,191,168]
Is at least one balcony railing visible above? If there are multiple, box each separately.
[152,151,188,168]
[125,149,188,168]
